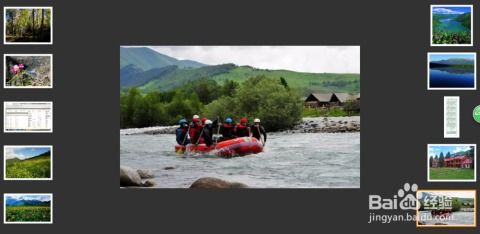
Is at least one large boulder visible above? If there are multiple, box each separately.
[190,177,248,188]
[137,169,154,179]
[120,166,155,187]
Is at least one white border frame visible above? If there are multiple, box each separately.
[444,96,460,138]
[430,5,473,47]
[4,145,53,181]
[427,144,476,182]
[3,101,53,133]
[4,193,53,224]
[427,52,476,90]
[3,6,53,45]
[416,189,476,228]
[4,54,53,89]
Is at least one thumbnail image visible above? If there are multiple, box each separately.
[431,5,472,46]
[4,54,52,88]
[417,190,476,227]
[428,53,476,90]
[4,193,53,224]
[428,144,475,182]
[4,101,53,133]
[4,146,52,180]
[4,7,53,44]
[444,96,460,138]
[120,46,360,188]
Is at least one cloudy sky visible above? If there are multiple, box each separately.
[430,53,474,62]
[6,194,51,202]
[5,146,51,160]
[148,46,360,73]
[428,145,473,157]
[421,191,474,199]
[432,6,471,15]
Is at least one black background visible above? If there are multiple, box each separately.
[0,0,479,232]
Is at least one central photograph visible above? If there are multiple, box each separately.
[120,46,360,188]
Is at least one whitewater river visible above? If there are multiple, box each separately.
[419,211,474,226]
[120,132,360,188]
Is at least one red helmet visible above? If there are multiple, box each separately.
[201,117,207,124]
[240,117,247,124]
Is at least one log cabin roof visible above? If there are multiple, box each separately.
[306,93,332,102]
[333,93,358,103]
[305,93,360,103]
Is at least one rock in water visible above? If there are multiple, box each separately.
[143,180,156,187]
[137,169,154,179]
[120,166,142,186]
[190,177,248,188]
[120,166,155,187]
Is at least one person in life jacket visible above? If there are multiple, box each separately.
[250,118,267,145]
[189,115,204,144]
[219,117,235,142]
[235,117,251,137]
[175,118,191,145]
[202,119,218,146]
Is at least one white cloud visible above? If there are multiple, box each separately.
[6,194,51,201]
[429,191,474,199]
[433,8,463,15]
[453,146,469,153]
[429,147,440,156]
[429,145,470,156]
[147,46,360,73]
[5,148,30,160]
[5,148,22,160]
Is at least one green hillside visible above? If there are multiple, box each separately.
[138,64,360,95]
[120,47,205,70]
[210,66,359,95]
[140,64,237,92]
[120,48,360,95]
[457,12,472,29]
[6,152,51,179]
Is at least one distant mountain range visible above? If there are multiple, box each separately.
[120,47,360,95]
[419,192,474,203]
[431,58,474,65]
[6,197,50,207]
[7,151,50,162]
[120,47,205,71]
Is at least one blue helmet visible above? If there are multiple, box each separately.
[225,117,233,123]
[178,118,188,126]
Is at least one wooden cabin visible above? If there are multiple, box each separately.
[304,92,360,109]
[304,93,333,108]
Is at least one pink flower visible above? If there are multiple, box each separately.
[18,64,24,69]
[11,65,20,74]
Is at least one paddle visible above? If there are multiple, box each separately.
[256,125,265,146]
[189,127,205,153]
[177,125,191,154]
[214,117,221,146]
[195,127,205,145]
[184,126,204,156]
[182,125,191,145]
